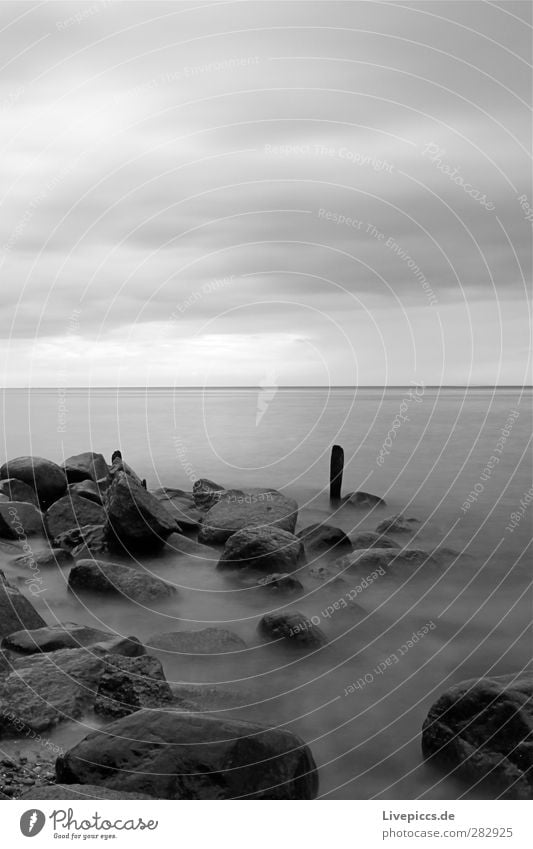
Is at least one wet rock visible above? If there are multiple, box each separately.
[0,571,46,639]
[298,523,352,557]
[54,524,108,558]
[257,573,304,594]
[153,489,203,530]
[68,480,104,505]
[44,494,105,540]
[91,635,145,657]
[165,533,218,561]
[20,784,154,800]
[258,611,327,648]
[0,478,38,506]
[56,709,319,799]
[94,655,172,719]
[62,452,109,484]
[68,559,176,603]
[0,502,44,539]
[192,478,225,508]
[105,471,179,553]
[0,754,57,799]
[375,513,419,534]
[218,526,304,573]
[350,531,399,550]
[335,547,432,573]
[342,491,386,508]
[0,457,67,509]
[198,489,298,546]
[422,673,533,799]
[147,628,246,655]
[108,454,143,485]
[1,623,141,657]
[11,548,73,570]
[0,648,105,733]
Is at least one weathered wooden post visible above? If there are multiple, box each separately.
[330,444,344,503]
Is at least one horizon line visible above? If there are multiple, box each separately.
[1,385,531,390]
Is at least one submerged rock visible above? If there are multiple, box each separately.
[1,623,141,657]
[335,547,432,573]
[44,493,105,539]
[298,523,352,557]
[147,628,246,655]
[342,491,386,508]
[0,478,38,506]
[56,709,319,799]
[20,784,154,800]
[11,548,73,570]
[105,471,179,553]
[422,673,533,799]
[350,531,399,550]
[0,502,44,539]
[62,452,109,484]
[94,655,172,719]
[198,489,298,546]
[0,571,46,638]
[68,559,176,603]
[258,611,327,648]
[375,513,419,534]
[257,573,304,594]
[164,532,218,561]
[218,526,304,572]
[0,457,67,509]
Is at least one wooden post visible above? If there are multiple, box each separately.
[330,444,344,503]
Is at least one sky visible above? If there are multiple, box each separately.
[0,0,531,387]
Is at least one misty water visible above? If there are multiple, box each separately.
[1,387,531,799]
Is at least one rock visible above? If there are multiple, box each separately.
[1,623,141,656]
[335,547,431,573]
[375,513,419,534]
[0,648,105,732]
[0,572,46,638]
[422,673,533,799]
[350,531,400,550]
[108,454,143,485]
[0,478,38,506]
[157,494,203,530]
[198,489,298,546]
[62,452,109,484]
[104,472,179,553]
[0,457,67,509]
[68,559,176,603]
[54,524,108,558]
[20,784,154,800]
[147,628,246,655]
[11,548,73,570]
[257,573,304,594]
[0,502,44,539]
[218,526,304,572]
[298,523,352,557]
[258,611,327,648]
[342,491,386,508]
[68,480,104,505]
[165,533,218,561]
[94,655,172,719]
[44,494,105,540]
[192,478,225,508]
[91,635,145,657]
[56,709,319,799]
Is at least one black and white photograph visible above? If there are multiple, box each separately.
[0,0,531,842]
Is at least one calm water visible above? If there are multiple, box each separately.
[1,387,531,799]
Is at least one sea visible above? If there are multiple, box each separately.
[0,386,531,799]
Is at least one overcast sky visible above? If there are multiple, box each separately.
[0,0,531,387]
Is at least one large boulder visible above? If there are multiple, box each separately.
[258,611,327,648]
[104,472,179,553]
[198,489,298,546]
[11,548,73,570]
[422,674,533,799]
[54,524,107,558]
[147,628,246,655]
[44,493,105,539]
[62,452,109,484]
[0,457,67,509]
[68,559,176,603]
[0,571,46,638]
[68,480,104,505]
[375,513,419,534]
[192,478,225,508]
[298,523,352,557]
[94,655,172,719]
[0,478,38,506]
[350,531,399,550]
[1,623,140,657]
[20,784,154,800]
[152,488,203,530]
[218,526,304,572]
[56,709,319,799]
[0,501,43,539]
